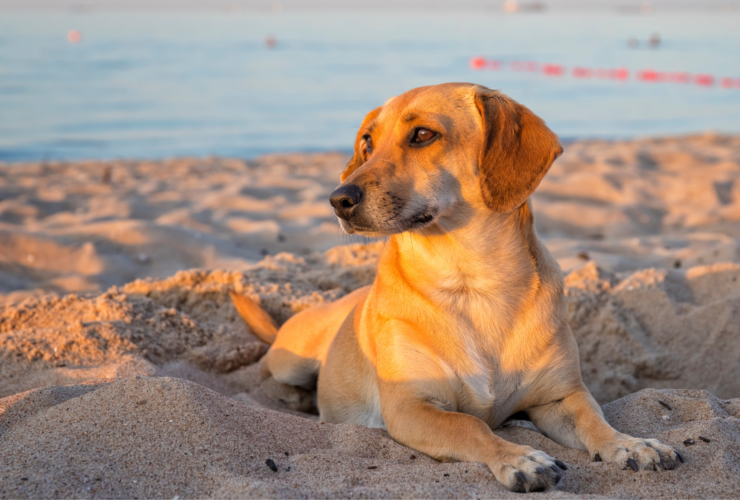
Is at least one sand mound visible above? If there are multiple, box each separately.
[567,261,740,403]
[3,242,740,406]
[1,376,738,498]
[0,244,379,401]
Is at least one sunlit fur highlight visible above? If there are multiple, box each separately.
[232,83,683,492]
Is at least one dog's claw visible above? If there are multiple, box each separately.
[530,482,547,492]
[549,465,563,484]
[675,451,684,464]
[497,448,566,491]
[594,452,602,462]
[554,459,568,470]
[513,471,528,493]
[627,458,639,471]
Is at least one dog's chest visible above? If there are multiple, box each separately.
[442,301,532,427]
[430,275,547,426]
[453,342,526,426]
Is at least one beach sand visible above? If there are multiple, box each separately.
[2,133,740,497]
[2,133,740,305]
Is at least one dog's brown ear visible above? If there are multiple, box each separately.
[341,106,383,182]
[474,89,562,212]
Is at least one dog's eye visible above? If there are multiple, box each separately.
[411,128,437,145]
[363,134,373,155]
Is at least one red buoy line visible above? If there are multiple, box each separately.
[469,57,740,89]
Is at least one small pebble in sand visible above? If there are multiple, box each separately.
[285,451,290,456]
[266,459,278,472]
[368,466,377,470]
[658,400,673,410]
[137,253,150,264]
[699,436,711,443]
[444,473,450,477]
[684,438,695,446]
[410,455,416,460]
[578,251,590,261]
[662,415,671,421]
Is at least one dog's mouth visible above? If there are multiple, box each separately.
[400,208,438,231]
[339,207,439,236]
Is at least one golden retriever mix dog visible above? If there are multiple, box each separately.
[231,83,683,492]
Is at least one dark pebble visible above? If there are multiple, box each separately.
[409,455,416,460]
[699,436,711,443]
[277,234,286,242]
[285,452,290,456]
[684,438,695,446]
[260,249,269,256]
[21,478,28,481]
[368,466,377,470]
[674,259,682,268]
[444,473,449,477]
[578,251,590,261]
[265,459,278,472]
[658,400,673,411]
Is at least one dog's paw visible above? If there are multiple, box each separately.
[592,435,683,471]
[489,446,567,493]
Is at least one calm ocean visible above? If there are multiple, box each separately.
[1,9,739,161]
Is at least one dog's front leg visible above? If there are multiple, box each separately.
[380,384,567,492]
[527,389,683,471]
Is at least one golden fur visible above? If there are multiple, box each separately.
[232,83,683,492]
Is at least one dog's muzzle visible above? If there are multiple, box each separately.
[330,184,364,221]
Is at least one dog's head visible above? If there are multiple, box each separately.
[330,83,562,236]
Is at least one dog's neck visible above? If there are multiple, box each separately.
[383,202,545,321]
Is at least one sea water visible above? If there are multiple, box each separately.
[0,9,739,161]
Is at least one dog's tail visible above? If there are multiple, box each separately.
[230,290,278,345]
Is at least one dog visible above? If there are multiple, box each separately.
[231,83,683,492]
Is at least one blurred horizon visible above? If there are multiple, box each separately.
[2,0,740,11]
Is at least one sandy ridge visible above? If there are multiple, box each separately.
[1,377,738,498]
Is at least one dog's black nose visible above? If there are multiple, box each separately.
[330,184,364,220]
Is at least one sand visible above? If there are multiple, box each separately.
[2,378,738,498]
[2,133,740,497]
[3,133,740,305]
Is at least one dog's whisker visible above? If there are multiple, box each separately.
[419,227,443,260]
